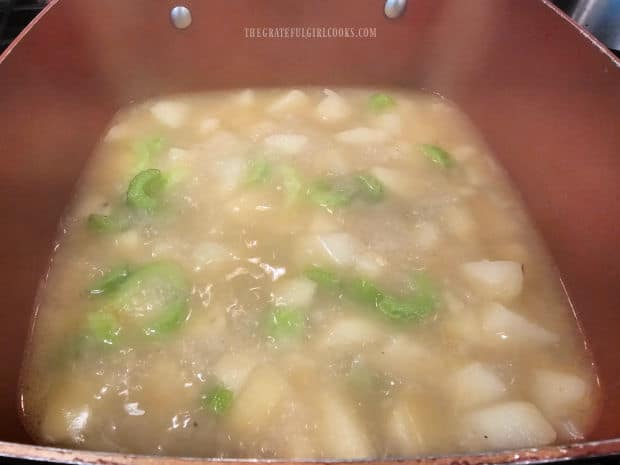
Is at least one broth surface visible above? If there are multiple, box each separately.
[20,88,598,458]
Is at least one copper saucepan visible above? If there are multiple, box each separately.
[0,0,619,463]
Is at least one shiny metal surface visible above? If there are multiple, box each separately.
[568,0,620,51]
[384,0,407,18]
[170,5,191,30]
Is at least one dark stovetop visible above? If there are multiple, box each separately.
[0,0,45,53]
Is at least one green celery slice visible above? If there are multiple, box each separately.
[368,93,396,112]
[126,169,167,211]
[202,385,234,415]
[420,144,453,168]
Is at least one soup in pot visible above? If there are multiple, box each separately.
[20,88,599,458]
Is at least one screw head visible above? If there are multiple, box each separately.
[170,6,192,29]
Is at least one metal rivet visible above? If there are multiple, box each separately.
[170,6,192,29]
[384,0,407,19]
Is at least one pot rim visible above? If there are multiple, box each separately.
[1,437,620,465]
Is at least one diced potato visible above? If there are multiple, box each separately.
[192,241,231,270]
[317,232,361,267]
[104,123,128,142]
[459,401,556,451]
[150,101,188,128]
[200,131,247,158]
[370,336,438,380]
[386,399,424,456]
[554,418,586,442]
[274,277,317,308]
[114,229,141,252]
[530,369,589,419]
[167,147,190,162]
[461,260,523,300]
[336,127,388,145]
[315,89,351,123]
[212,352,259,392]
[443,205,477,239]
[375,113,402,135]
[370,167,414,196]
[413,221,440,251]
[214,156,245,191]
[315,388,373,458]
[234,89,256,106]
[319,317,385,350]
[450,362,507,409]
[228,365,290,433]
[354,251,387,278]
[199,117,220,134]
[264,133,308,155]
[481,302,559,346]
[40,380,97,445]
[267,89,309,114]
[386,394,440,456]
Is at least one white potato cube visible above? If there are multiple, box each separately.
[462,260,523,300]
[459,401,556,451]
[150,101,187,128]
[214,156,245,191]
[228,365,289,432]
[375,112,402,135]
[450,362,507,409]
[234,89,256,106]
[267,89,309,114]
[354,251,387,278]
[371,167,414,197]
[530,369,589,418]
[336,127,388,145]
[371,336,437,380]
[482,302,559,346]
[386,397,432,456]
[315,89,352,123]
[319,317,385,350]
[40,379,96,445]
[317,232,361,267]
[199,117,220,134]
[274,277,317,308]
[167,147,190,162]
[316,388,373,458]
[114,229,141,252]
[104,123,129,142]
[264,133,308,155]
[212,352,259,392]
